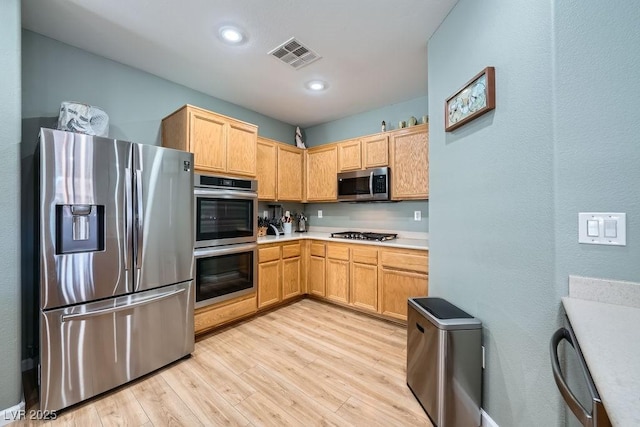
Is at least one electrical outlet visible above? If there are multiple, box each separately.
[318,210,323,218]
[263,210,269,218]
[414,211,421,221]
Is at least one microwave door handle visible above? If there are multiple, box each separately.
[550,328,593,426]
[369,171,374,197]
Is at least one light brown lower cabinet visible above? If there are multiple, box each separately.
[350,262,378,312]
[258,259,281,309]
[257,242,303,310]
[308,242,326,297]
[319,243,428,321]
[194,294,257,335]
[325,244,350,304]
[379,269,428,321]
[282,256,302,300]
[197,241,427,335]
[349,246,379,312]
[378,247,429,321]
[308,256,326,297]
[326,258,349,304]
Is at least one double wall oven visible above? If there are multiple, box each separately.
[193,174,258,308]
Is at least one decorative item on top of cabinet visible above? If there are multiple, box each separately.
[305,145,337,202]
[161,104,257,177]
[390,124,428,200]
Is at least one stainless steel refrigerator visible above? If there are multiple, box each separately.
[38,128,195,412]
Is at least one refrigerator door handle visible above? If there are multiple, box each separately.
[135,170,144,270]
[60,288,186,322]
[124,167,133,272]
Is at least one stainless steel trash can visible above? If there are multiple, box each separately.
[407,297,482,427]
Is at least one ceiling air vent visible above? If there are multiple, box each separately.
[268,37,321,69]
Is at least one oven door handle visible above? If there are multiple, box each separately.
[194,242,257,258]
[194,188,258,199]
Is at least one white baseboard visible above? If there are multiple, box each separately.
[0,393,25,427]
[481,409,499,427]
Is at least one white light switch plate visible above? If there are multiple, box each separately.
[414,211,421,221]
[578,212,626,246]
[318,210,323,218]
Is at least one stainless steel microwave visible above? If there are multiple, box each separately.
[337,167,390,202]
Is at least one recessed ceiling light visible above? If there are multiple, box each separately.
[306,80,327,91]
[219,26,245,44]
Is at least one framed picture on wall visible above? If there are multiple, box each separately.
[445,67,495,132]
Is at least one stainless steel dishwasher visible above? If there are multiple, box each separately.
[550,318,612,427]
[407,297,483,427]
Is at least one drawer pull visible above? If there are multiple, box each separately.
[416,323,424,333]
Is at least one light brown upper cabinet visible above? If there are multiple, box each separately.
[362,134,389,168]
[256,137,303,201]
[390,124,428,200]
[305,145,337,202]
[162,105,258,177]
[337,135,389,173]
[277,144,304,201]
[337,139,362,172]
[256,138,277,200]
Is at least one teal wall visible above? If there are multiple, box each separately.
[22,30,296,145]
[304,96,428,147]
[429,0,640,426]
[303,96,429,234]
[428,1,558,425]
[0,0,23,412]
[554,1,640,283]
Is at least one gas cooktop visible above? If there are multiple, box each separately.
[330,231,398,241]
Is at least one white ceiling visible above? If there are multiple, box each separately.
[21,0,457,128]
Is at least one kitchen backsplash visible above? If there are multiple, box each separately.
[258,201,428,234]
[305,201,428,233]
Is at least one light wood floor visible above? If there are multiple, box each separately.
[14,299,432,426]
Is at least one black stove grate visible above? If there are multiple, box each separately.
[330,231,397,241]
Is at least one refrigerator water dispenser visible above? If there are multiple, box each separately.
[55,204,105,254]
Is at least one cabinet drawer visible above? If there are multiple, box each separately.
[259,246,281,263]
[195,295,257,334]
[351,247,378,265]
[327,245,350,261]
[310,242,326,257]
[381,249,428,274]
[282,243,301,259]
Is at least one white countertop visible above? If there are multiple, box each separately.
[257,231,428,251]
[562,276,640,426]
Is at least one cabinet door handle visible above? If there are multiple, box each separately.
[416,323,424,333]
